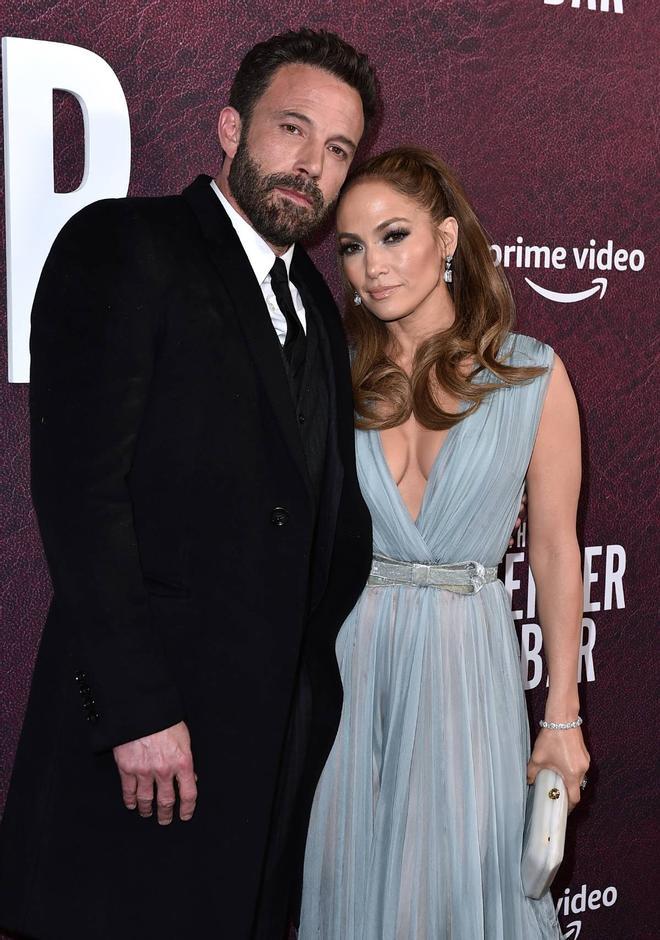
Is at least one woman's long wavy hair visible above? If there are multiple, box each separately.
[341,147,546,430]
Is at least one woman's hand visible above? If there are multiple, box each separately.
[527,727,590,810]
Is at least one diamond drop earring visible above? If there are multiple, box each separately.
[443,254,453,284]
[353,290,362,305]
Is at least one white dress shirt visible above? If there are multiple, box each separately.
[210,179,307,343]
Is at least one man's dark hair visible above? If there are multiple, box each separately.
[229,28,379,134]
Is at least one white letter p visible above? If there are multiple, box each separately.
[3,37,131,382]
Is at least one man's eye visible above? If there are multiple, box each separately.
[338,242,361,256]
[282,124,300,134]
[329,145,348,159]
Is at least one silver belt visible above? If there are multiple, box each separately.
[368,555,498,595]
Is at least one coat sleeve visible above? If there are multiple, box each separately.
[29,199,184,753]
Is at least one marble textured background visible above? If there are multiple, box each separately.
[0,1,657,937]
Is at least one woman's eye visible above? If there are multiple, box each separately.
[383,229,409,245]
[338,242,362,256]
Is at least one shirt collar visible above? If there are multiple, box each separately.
[210,179,294,285]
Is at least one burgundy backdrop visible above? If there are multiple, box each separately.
[1,2,657,938]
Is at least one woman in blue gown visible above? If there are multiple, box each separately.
[299,147,590,939]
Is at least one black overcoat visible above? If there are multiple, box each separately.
[0,177,372,939]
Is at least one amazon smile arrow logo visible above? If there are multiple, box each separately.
[563,921,582,939]
[490,236,644,306]
[524,277,608,304]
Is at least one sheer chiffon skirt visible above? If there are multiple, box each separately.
[299,581,562,940]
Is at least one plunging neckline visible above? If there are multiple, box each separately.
[374,405,468,528]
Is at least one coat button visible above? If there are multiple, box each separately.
[298,413,305,424]
[270,507,289,526]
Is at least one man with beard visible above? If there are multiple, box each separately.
[0,29,376,940]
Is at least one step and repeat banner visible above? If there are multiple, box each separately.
[0,2,656,937]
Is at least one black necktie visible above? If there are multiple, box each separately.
[269,258,306,384]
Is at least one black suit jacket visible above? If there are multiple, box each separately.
[0,176,372,940]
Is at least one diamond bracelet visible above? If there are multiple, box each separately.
[539,716,583,731]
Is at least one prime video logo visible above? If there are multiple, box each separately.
[489,237,645,304]
[556,883,618,938]
[544,0,624,13]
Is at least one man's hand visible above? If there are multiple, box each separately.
[112,721,197,825]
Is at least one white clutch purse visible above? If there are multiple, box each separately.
[521,768,568,899]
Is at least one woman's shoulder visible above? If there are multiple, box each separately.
[499,332,555,370]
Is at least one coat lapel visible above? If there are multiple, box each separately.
[290,245,354,465]
[182,176,310,495]
[291,247,348,607]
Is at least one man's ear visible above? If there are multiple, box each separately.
[217,107,242,160]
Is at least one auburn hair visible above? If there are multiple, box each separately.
[341,147,546,430]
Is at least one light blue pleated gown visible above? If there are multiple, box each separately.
[300,334,563,939]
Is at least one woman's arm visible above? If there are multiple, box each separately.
[525,353,590,808]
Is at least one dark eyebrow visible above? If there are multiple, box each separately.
[276,110,358,153]
[331,134,358,153]
[376,217,411,231]
[278,110,312,126]
[337,217,412,241]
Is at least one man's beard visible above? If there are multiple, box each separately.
[228,139,333,246]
